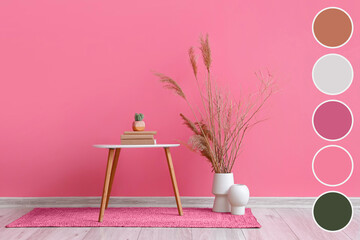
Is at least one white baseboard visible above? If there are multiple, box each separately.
[0,197,359,209]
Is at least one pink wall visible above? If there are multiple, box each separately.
[0,0,359,197]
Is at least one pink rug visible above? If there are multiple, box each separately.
[6,208,261,228]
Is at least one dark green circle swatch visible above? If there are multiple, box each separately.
[313,192,352,231]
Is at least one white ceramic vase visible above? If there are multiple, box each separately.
[227,184,250,215]
[212,173,234,212]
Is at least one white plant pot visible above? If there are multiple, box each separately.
[227,184,250,215]
[212,173,234,212]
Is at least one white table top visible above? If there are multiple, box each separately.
[93,144,180,149]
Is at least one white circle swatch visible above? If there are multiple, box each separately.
[312,54,353,95]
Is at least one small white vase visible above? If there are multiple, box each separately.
[227,184,250,215]
[212,173,234,212]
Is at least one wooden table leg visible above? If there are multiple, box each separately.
[164,147,183,216]
[105,148,121,209]
[98,148,115,222]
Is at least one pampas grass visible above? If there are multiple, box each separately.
[156,35,275,173]
[188,47,198,78]
[199,34,212,72]
[155,73,186,100]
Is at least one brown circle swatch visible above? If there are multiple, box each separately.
[313,8,353,48]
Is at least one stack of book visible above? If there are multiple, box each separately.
[120,131,157,145]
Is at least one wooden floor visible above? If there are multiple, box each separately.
[0,208,359,240]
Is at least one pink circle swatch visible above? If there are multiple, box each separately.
[313,101,352,140]
[313,146,353,186]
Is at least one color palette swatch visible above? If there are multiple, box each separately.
[312,54,353,95]
[312,145,353,187]
[313,100,353,141]
[312,6,354,232]
[313,7,353,48]
[313,192,353,232]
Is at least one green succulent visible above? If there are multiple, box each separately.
[134,113,144,121]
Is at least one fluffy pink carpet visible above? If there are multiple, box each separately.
[6,208,261,228]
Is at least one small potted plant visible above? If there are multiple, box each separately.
[133,113,145,131]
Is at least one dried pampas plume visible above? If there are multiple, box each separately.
[188,47,198,78]
[180,113,200,135]
[199,34,212,72]
[155,73,186,100]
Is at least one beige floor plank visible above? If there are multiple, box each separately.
[192,228,245,240]
[343,209,360,240]
[0,208,40,240]
[0,228,40,240]
[138,227,191,240]
[25,228,90,240]
[276,208,351,240]
[0,208,32,227]
[82,227,141,240]
[242,208,298,240]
